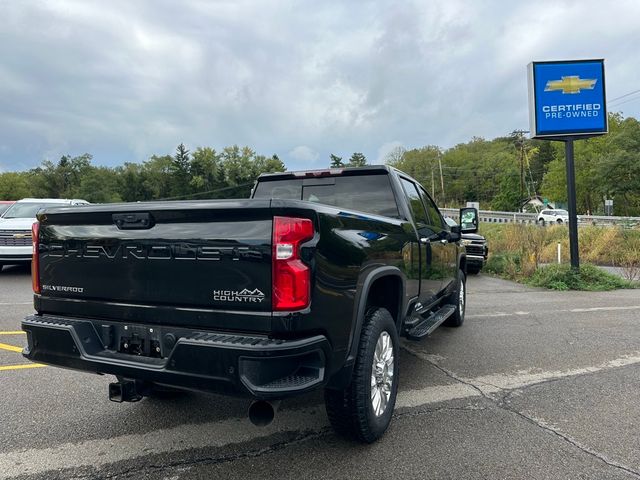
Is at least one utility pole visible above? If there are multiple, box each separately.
[512,130,529,210]
[431,167,436,202]
[437,151,445,207]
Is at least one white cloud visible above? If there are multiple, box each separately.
[288,145,319,164]
[0,0,639,171]
[375,141,404,164]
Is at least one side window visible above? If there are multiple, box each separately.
[399,178,429,226]
[418,186,445,230]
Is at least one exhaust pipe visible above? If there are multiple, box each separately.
[248,400,280,427]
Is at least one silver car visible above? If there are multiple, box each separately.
[537,209,569,225]
[0,198,88,269]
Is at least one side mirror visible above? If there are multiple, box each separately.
[449,225,461,242]
[459,207,478,233]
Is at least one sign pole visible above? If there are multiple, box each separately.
[564,138,580,270]
[528,59,608,273]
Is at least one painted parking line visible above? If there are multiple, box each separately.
[467,305,640,319]
[2,351,640,478]
[0,342,23,353]
[0,363,45,372]
[569,305,640,312]
[0,331,25,335]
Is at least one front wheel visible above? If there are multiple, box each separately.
[467,265,481,275]
[325,307,399,443]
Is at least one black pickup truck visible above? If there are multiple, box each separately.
[22,166,478,442]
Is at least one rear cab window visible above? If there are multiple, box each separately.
[253,173,400,218]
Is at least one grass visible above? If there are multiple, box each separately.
[526,264,636,291]
[480,223,640,290]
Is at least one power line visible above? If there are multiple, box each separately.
[609,94,640,109]
[155,182,254,201]
[608,89,640,104]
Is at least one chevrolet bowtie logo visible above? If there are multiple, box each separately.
[545,76,597,94]
[13,233,28,239]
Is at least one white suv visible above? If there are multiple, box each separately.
[0,198,88,269]
[538,209,569,225]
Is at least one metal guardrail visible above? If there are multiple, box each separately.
[440,208,640,227]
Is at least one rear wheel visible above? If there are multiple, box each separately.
[557,219,563,224]
[444,269,466,327]
[325,307,399,443]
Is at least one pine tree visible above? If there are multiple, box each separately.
[347,152,367,167]
[170,143,191,197]
[329,154,344,168]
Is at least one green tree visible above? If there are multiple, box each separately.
[141,155,174,199]
[169,143,191,198]
[30,154,92,198]
[529,140,556,191]
[189,147,222,195]
[347,152,367,167]
[594,114,640,215]
[491,173,521,211]
[76,167,122,203]
[219,146,286,198]
[539,113,639,215]
[329,154,344,168]
[0,172,33,200]
[116,162,154,202]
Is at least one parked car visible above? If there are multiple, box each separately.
[22,166,478,442]
[0,201,15,217]
[445,217,488,274]
[538,209,569,225]
[0,198,88,269]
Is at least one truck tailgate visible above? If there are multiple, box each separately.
[37,200,273,325]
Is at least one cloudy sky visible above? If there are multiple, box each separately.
[1,0,640,171]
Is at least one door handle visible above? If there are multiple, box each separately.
[420,237,430,244]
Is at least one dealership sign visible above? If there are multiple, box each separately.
[527,59,607,138]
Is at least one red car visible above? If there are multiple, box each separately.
[0,201,15,217]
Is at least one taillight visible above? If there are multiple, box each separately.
[272,216,314,311]
[31,221,40,294]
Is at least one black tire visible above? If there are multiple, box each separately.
[539,218,545,226]
[467,266,480,275]
[444,269,466,327]
[556,219,563,224]
[324,307,399,443]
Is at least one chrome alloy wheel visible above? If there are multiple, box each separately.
[459,277,465,317]
[370,331,394,417]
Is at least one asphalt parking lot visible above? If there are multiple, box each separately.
[1,265,639,479]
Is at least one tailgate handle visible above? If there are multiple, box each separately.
[113,213,154,230]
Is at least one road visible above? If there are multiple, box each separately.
[1,264,639,479]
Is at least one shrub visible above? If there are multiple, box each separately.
[482,223,640,267]
[526,264,636,291]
